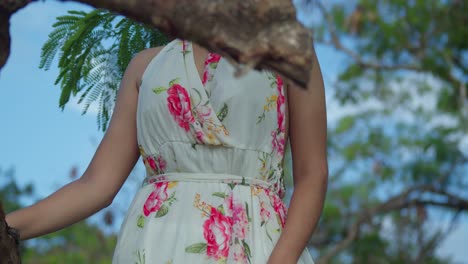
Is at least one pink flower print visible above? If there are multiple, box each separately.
[202,69,210,86]
[232,202,249,240]
[146,156,157,172]
[271,130,285,157]
[278,181,286,199]
[182,40,188,54]
[232,243,247,263]
[143,182,169,216]
[145,155,166,174]
[157,155,166,173]
[202,53,221,85]
[194,128,205,144]
[203,207,232,260]
[276,75,286,133]
[259,201,271,222]
[195,104,212,124]
[206,53,221,64]
[167,84,195,131]
[270,193,287,228]
[223,191,234,217]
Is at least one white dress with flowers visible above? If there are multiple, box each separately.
[112,38,315,264]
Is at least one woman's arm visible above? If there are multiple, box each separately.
[5,47,162,240]
[268,49,328,263]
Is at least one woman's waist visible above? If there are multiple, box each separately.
[141,171,281,195]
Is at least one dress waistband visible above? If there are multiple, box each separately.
[142,172,275,192]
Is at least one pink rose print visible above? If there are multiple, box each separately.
[203,207,232,260]
[270,74,286,157]
[232,243,248,263]
[276,75,286,133]
[202,69,210,86]
[232,202,249,240]
[271,193,287,228]
[271,130,285,157]
[277,181,286,200]
[206,53,221,64]
[143,182,169,216]
[202,53,221,85]
[195,105,212,124]
[145,155,166,174]
[167,83,195,131]
[157,155,166,173]
[264,188,287,227]
[194,127,205,144]
[260,201,271,222]
[223,191,234,216]
[146,156,157,171]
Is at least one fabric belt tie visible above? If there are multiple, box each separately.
[141,172,280,195]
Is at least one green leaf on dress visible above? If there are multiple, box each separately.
[217,205,225,215]
[242,240,252,258]
[212,192,227,198]
[266,229,273,241]
[241,177,246,185]
[256,112,266,124]
[276,215,282,227]
[169,77,180,86]
[137,214,145,228]
[185,243,207,253]
[216,103,228,121]
[209,62,218,69]
[152,86,167,94]
[167,192,177,205]
[135,249,145,264]
[191,87,202,102]
[155,204,169,218]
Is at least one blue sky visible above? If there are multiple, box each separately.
[0,1,466,263]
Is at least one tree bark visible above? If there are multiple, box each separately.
[0,0,314,89]
[0,204,20,264]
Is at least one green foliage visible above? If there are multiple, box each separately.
[0,167,33,213]
[40,9,170,131]
[316,0,467,120]
[1,167,117,263]
[21,221,117,264]
[305,0,468,262]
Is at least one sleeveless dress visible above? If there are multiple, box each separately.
[112,38,315,264]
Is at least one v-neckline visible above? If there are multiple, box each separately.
[186,41,221,95]
[189,41,210,86]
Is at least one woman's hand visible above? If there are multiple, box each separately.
[267,253,298,264]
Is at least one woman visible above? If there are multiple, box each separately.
[6,38,328,263]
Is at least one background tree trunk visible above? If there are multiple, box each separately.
[0,204,20,264]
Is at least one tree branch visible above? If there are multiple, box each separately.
[0,0,30,68]
[316,184,468,264]
[0,0,315,89]
[314,1,420,72]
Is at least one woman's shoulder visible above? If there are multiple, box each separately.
[127,46,166,89]
[134,46,165,65]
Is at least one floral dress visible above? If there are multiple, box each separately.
[112,38,315,264]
